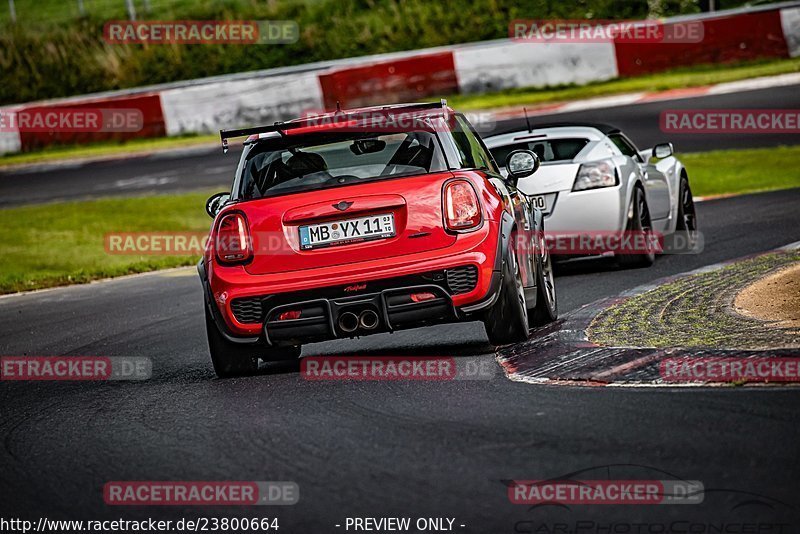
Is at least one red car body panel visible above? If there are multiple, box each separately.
[206,171,505,337]
[201,103,539,344]
[242,173,459,276]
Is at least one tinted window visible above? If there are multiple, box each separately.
[451,115,497,172]
[490,138,589,166]
[608,133,640,160]
[239,130,446,199]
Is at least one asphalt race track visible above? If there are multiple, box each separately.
[1,189,800,530]
[2,84,800,207]
[2,80,800,530]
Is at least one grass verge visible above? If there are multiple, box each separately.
[588,251,800,349]
[0,134,218,169]
[0,191,214,294]
[0,145,798,295]
[679,145,800,197]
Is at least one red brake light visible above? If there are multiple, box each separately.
[444,180,482,231]
[215,212,252,264]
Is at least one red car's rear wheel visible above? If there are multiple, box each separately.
[483,237,530,345]
[205,305,300,378]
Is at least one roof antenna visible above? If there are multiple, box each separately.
[523,107,533,133]
[335,101,342,114]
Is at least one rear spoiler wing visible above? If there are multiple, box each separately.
[218,99,449,153]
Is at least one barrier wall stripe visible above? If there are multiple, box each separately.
[0,104,23,155]
[614,10,790,76]
[317,52,457,110]
[160,71,323,136]
[780,6,800,57]
[453,41,618,95]
[17,93,166,153]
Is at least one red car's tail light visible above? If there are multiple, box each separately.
[215,212,252,264]
[444,180,482,231]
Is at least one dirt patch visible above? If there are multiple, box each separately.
[734,262,800,329]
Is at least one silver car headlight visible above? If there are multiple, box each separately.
[572,160,618,191]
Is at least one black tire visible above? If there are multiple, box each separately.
[205,305,300,378]
[484,237,530,345]
[529,229,557,326]
[617,186,656,268]
[675,174,699,250]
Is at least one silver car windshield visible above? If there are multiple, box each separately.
[490,138,590,165]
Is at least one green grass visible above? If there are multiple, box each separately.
[0,191,215,294]
[448,57,800,110]
[0,145,798,295]
[0,134,218,168]
[2,0,746,105]
[587,251,800,350]
[680,145,800,197]
[0,0,317,26]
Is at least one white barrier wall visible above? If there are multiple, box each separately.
[161,72,324,136]
[453,42,619,94]
[780,7,800,57]
[0,132,21,155]
[0,106,22,154]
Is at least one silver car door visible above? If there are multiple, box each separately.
[611,133,670,220]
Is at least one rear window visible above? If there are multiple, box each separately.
[490,138,590,166]
[239,130,446,199]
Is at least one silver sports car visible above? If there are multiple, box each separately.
[484,122,698,267]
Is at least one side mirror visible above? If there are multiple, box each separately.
[205,192,231,218]
[504,149,540,185]
[653,142,674,159]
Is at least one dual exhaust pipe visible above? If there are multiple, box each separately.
[338,309,379,334]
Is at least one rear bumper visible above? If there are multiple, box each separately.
[544,186,626,233]
[263,283,458,345]
[540,186,629,262]
[200,220,505,343]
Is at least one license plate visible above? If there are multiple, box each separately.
[531,195,547,210]
[299,213,395,250]
[531,194,555,214]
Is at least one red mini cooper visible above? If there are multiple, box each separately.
[199,101,557,377]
